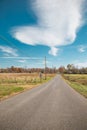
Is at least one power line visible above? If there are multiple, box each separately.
[0,35,44,60]
[0,35,49,69]
[0,35,19,51]
[0,35,32,58]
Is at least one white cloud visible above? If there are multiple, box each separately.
[0,46,18,56]
[75,62,87,68]
[78,45,87,53]
[49,47,59,56]
[11,0,86,56]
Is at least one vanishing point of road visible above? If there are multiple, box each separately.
[0,75,87,130]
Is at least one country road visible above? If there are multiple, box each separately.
[0,75,87,130]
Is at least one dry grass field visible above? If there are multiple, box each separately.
[0,73,55,100]
[63,74,87,98]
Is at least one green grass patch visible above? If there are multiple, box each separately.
[0,85,24,99]
[62,74,87,98]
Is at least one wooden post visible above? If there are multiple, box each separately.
[44,56,47,80]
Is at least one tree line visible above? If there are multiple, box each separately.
[58,64,87,74]
[0,66,57,73]
[0,64,87,74]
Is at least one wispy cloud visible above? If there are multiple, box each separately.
[0,46,18,56]
[78,45,87,53]
[0,56,43,59]
[11,0,86,56]
[17,59,26,63]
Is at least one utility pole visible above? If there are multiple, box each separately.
[44,56,47,80]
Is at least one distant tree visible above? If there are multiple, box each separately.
[67,64,74,73]
[58,66,66,73]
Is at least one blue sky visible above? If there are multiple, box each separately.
[0,0,87,68]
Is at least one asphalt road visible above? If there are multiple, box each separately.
[0,75,87,130]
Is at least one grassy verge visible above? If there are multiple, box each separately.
[0,73,55,100]
[0,85,24,99]
[62,74,87,98]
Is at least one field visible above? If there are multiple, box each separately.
[63,74,87,98]
[0,73,55,100]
